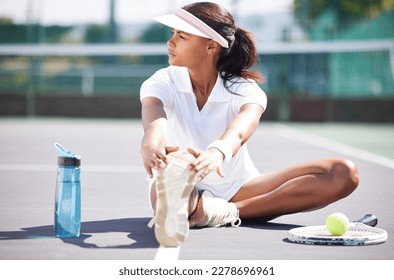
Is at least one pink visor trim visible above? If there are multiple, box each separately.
[153,9,229,48]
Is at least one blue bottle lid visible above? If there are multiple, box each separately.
[57,156,81,167]
[54,143,81,166]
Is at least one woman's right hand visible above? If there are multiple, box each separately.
[141,145,179,178]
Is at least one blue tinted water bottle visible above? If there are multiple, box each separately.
[54,143,81,238]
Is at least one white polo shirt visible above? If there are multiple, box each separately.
[140,66,267,200]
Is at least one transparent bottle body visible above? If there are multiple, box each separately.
[54,166,81,238]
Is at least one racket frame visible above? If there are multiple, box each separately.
[287,222,388,246]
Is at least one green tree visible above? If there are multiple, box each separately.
[294,0,394,30]
[138,24,171,64]
[139,23,170,43]
[0,18,71,43]
[84,24,108,43]
[0,17,13,25]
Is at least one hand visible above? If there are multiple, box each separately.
[141,145,179,178]
[187,147,225,181]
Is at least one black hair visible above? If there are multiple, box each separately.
[183,2,262,92]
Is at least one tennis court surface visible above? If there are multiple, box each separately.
[0,118,393,260]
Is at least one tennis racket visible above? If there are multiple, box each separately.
[287,214,387,246]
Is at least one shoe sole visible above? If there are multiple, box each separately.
[154,152,196,247]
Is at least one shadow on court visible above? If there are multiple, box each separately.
[0,218,302,249]
[241,220,302,231]
[0,217,158,249]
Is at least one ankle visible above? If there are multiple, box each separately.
[188,195,205,227]
[228,202,239,218]
[188,188,199,216]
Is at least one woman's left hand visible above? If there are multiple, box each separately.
[187,147,225,181]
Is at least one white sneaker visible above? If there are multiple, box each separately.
[153,152,197,247]
[194,191,241,228]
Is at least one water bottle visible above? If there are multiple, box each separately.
[54,143,81,238]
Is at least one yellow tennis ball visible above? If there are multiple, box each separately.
[325,212,349,236]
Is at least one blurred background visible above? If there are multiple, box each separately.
[0,0,393,121]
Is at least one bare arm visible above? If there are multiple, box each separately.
[189,103,264,180]
[140,97,170,178]
[221,103,264,156]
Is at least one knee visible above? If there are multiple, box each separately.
[330,159,359,196]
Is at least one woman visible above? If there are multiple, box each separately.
[140,2,359,247]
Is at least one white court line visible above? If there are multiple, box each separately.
[275,124,394,170]
[154,245,181,260]
[0,164,145,173]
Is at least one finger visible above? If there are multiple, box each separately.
[156,159,166,169]
[217,167,225,177]
[187,147,200,158]
[150,156,167,169]
[150,160,159,170]
[150,150,168,167]
[197,168,211,181]
[188,156,204,172]
[194,159,210,171]
[144,164,153,178]
[197,162,225,180]
[165,146,180,154]
[155,151,167,161]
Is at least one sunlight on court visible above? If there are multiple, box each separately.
[285,122,394,160]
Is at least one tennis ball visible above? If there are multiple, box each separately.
[325,212,349,236]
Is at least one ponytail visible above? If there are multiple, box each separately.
[218,27,262,92]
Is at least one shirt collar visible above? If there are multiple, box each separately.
[173,66,231,102]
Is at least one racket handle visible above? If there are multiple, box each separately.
[354,214,378,227]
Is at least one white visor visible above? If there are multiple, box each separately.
[153,9,229,48]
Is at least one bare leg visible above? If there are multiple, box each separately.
[230,158,359,219]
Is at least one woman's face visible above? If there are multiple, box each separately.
[167,29,213,68]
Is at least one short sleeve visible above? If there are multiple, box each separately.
[140,69,174,108]
[231,80,268,113]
